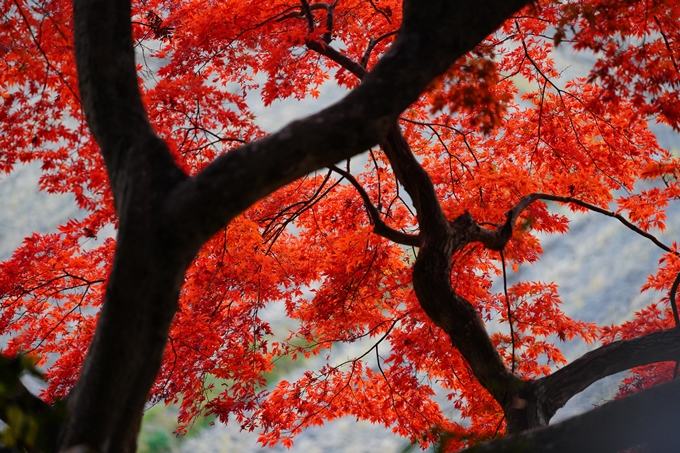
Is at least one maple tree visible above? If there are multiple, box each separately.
[2,0,680,451]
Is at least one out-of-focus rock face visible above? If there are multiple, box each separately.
[0,163,82,260]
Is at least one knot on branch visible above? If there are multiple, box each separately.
[446,211,514,252]
[449,211,475,236]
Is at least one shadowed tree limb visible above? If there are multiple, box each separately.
[380,125,519,408]
[0,356,62,451]
[461,376,680,453]
[0,377,54,426]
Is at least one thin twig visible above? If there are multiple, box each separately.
[329,165,420,246]
[501,250,516,374]
[360,31,398,68]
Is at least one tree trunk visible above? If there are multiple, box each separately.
[504,381,551,433]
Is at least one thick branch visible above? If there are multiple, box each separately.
[537,327,680,419]
[381,125,517,406]
[462,376,680,453]
[71,1,193,450]
[381,126,451,232]
[166,0,533,252]
[301,38,511,255]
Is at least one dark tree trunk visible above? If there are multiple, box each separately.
[503,381,551,433]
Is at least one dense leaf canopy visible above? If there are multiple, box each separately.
[1,0,680,451]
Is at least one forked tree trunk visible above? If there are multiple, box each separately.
[504,381,551,433]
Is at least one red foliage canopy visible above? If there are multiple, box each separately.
[1,0,680,450]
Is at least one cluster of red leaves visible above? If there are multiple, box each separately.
[2,0,680,450]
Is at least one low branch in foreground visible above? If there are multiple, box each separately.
[0,355,61,449]
[1,378,53,422]
[461,376,680,453]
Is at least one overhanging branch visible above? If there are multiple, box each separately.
[537,327,680,419]
[466,191,675,253]
[504,193,673,253]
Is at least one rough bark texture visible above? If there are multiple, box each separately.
[537,327,680,419]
